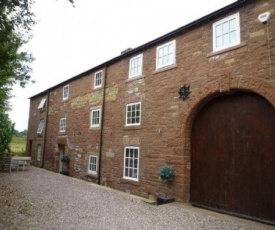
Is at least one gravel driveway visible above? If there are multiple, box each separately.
[0,167,273,230]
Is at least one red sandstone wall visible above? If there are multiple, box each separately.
[26,94,47,168]
[27,0,275,201]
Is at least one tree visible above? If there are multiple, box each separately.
[0,1,74,158]
[0,0,35,158]
[0,113,14,156]
[0,0,36,112]
[0,0,74,111]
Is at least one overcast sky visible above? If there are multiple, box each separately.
[9,0,236,131]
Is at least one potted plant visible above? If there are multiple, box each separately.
[60,154,70,176]
[157,165,175,205]
[61,154,69,163]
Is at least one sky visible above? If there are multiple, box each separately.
[9,0,236,131]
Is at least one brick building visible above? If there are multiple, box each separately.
[27,0,275,224]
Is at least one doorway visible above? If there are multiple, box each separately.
[58,144,65,173]
[191,92,275,224]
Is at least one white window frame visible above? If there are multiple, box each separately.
[156,40,176,70]
[63,85,69,100]
[88,155,97,174]
[129,54,143,78]
[123,146,139,181]
[126,102,141,126]
[37,119,45,134]
[212,12,240,52]
[94,71,102,89]
[90,109,101,128]
[38,97,47,110]
[37,145,42,161]
[59,118,67,132]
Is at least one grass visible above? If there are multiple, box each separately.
[10,135,27,156]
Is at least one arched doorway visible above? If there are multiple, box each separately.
[191,92,275,224]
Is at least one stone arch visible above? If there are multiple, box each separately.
[180,75,275,201]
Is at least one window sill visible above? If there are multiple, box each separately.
[123,125,142,131]
[93,86,103,91]
[126,75,145,83]
[85,173,98,178]
[89,127,101,131]
[120,178,140,186]
[153,64,177,75]
[58,132,66,135]
[207,41,247,58]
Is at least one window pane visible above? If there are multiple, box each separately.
[229,18,236,30]
[163,46,168,55]
[168,43,174,54]
[168,53,173,65]
[134,149,138,158]
[216,24,223,36]
[223,33,230,46]
[134,169,138,178]
[134,159,138,168]
[222,21,229,34]
[158,57,163,67]
[230,31,237,43]
[216,36,223,48]
[159,48,163,57]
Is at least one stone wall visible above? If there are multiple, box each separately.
[27,0,275,202]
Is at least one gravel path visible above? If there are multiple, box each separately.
[0,167,273,230]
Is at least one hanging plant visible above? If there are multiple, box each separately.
[158,165,174,182]
[61,154,69,163]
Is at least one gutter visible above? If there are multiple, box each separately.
[97,65,107,185]
[41,90,50,168]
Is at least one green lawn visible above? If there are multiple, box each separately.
[10,135,27,156]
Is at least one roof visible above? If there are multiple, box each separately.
[30,0,249,99]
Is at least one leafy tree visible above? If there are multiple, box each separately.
[0,0,36,112]
[0,0,73,157]
[0,113,14,156]
[0,0,35,158]
[0,0,74,111]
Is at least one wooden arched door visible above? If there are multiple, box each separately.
[191,92,275,224]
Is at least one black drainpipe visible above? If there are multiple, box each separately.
[98,65,107,185]
[42,90,50,168]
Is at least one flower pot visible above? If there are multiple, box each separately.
[60,171,70,176]
[157,197,175,205]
